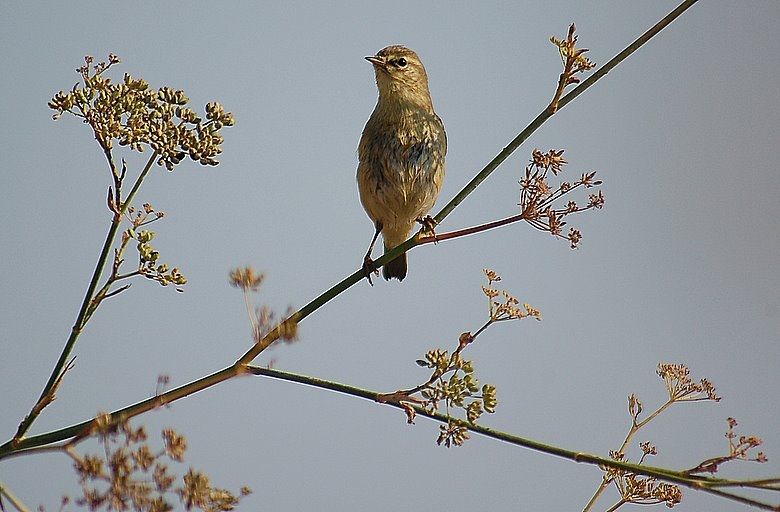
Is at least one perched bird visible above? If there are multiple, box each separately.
[357,45,447,281]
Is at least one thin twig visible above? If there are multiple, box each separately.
[13,151,159,442]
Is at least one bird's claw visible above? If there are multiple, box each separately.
[416,215,439,243]
[362,255,379,286]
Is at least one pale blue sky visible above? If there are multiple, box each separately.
[2,2,779,511]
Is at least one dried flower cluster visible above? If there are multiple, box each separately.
[378,270,537,446]
[229,267,265,292]
[47,54,237,311]
[80,201,186,321]
[592,363,771,510]
[250,304,299,346]
[66,416,250,511]
[725,417,767,464]
[550,23,596,82]
[426,269,539,446]
[482,268,541,324]
[49,54,234,170]
[519,149,603,248]
[549,23,596,113]
[120,203,185,289]
[656,363,720,402]
[605,450,683,508]
[230,266,298,346]
[684,417,768,475]
[412,348,497,447]
[130,229,185,288]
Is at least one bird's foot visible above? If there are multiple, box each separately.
[362,254,379,286]
[416,215,439,243]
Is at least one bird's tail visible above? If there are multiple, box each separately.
[382,223,414,281]
[382,250,407,281]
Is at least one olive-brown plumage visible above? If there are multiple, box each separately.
[357,45,446,281]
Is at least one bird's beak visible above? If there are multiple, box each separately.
[365,56,386,69]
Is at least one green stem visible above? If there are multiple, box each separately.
[246,367,779,511]
[121,152,157,215]
[237,267,366,364]
[13,151,158,441]
[583,398,676,512]
[0,480,32,512]
[630,399,674,441]
[2,365,238,459]
[3,364,776,509]
[582,482,609,512]
[114,271,142,281]
[13,217,122,442]
[604,499,627,512]
[435,0,700,226]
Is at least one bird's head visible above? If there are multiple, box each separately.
[366,45,433,109]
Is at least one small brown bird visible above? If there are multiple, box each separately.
[357,45,447,281]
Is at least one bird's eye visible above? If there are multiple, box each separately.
[395,57,408,68]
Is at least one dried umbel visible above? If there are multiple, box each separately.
[68,417,250,511]
[519,149,603,248]
[49,54,234,171]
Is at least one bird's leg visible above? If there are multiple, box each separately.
[362,222,382,285]
[416,215,439,243]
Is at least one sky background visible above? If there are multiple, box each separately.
[2,1,779,511]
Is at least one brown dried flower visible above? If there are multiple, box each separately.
[519,150,603,249]
[67,419,249,511]
[656,363,721,402]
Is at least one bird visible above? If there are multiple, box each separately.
[357,45,447,281]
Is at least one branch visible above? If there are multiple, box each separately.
[0,479,33,512]
[3,0,706,471]
[12,151,160,443]
[242,0,700,365]
[246,367,780,510]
